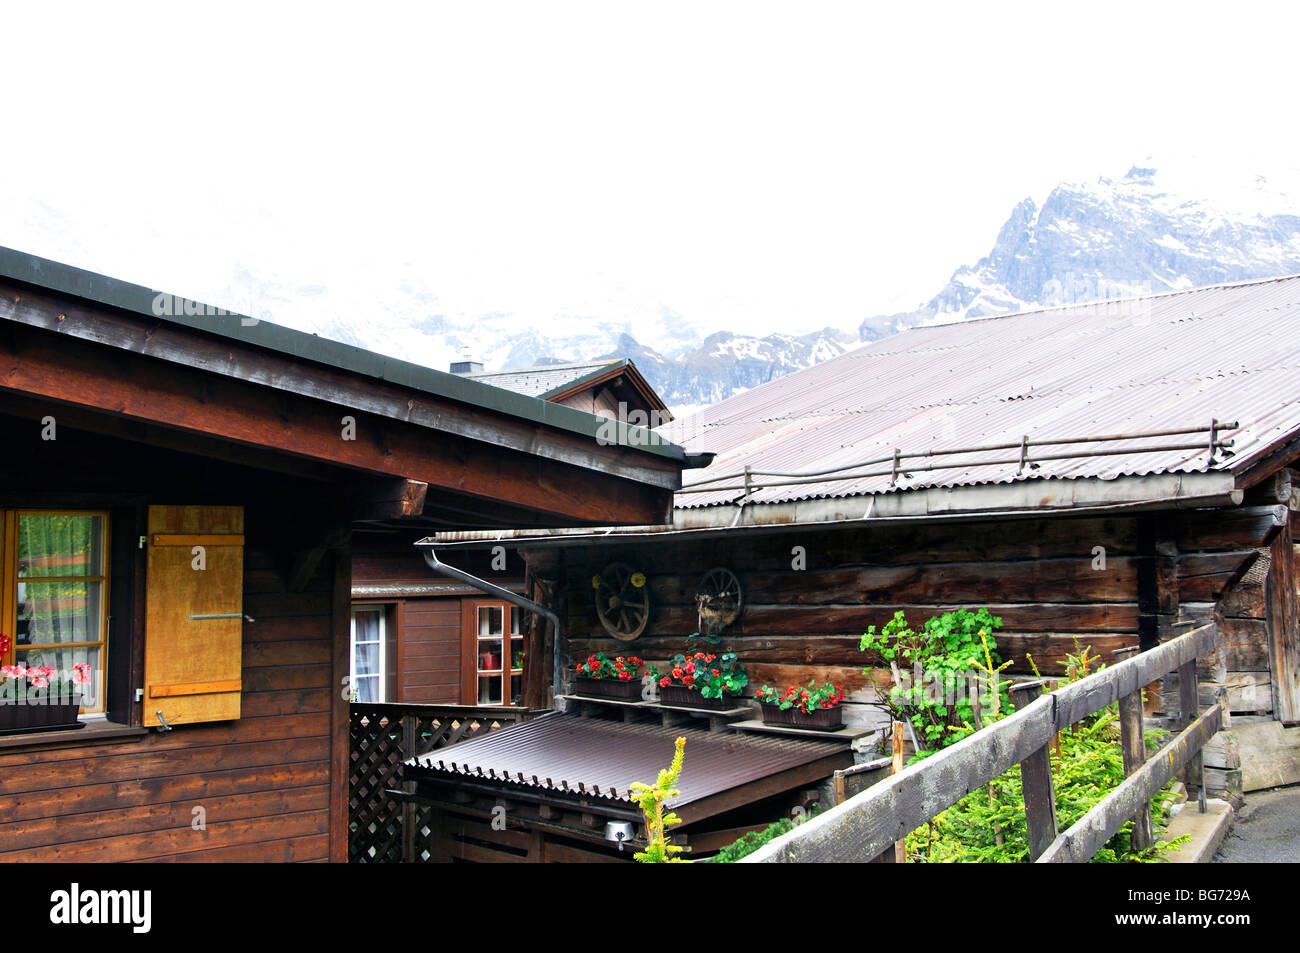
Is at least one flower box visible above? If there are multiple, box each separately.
[658,684,740,711]
[0,695,84,735]
[573,676,644,701]
[759,702,843,731]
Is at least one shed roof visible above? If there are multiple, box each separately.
[404,712,846,819]
[663,273,1300,508]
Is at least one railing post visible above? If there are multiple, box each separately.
[401,712,418,863]
[1009,680,1058,861]
[1177,658,1206,812]
[1114,646,1155,849]
[891,720,907,864]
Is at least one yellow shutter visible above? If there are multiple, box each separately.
[144,505,245,727]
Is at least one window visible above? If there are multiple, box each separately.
[1,511,109,715]
[350,606,393,703]
[469,602,523,706]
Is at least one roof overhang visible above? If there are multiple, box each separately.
[0,247,694,527]
[427,470,1247,549]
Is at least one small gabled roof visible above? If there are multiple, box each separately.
[470,358,671,418]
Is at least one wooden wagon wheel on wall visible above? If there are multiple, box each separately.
[592,562,651,641]
[695,567,743,634]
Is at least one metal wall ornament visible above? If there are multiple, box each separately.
[593,562,651,641]
[695,567,743,634]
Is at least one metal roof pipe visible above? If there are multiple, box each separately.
[420,547,563,708]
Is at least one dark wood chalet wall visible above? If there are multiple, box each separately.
[398,600,461,703]
[353,536,529,704]
[0,539,340,862]
[529,505,1285,733]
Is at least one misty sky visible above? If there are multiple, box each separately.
[2,1,1298,339]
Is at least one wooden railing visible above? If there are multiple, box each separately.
[743,623,1222,864]
[349,702,537,862]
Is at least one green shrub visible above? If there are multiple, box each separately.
[904,642,1188,863]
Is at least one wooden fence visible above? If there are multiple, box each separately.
[743,622,1222,863]
[349,703,537,862]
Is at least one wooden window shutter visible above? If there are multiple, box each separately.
[144,505,245,727]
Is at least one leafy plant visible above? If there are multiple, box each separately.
[859,607,1010,757]
[754,681,845,714]
[629,736,689,863]
[659,646,748,699]
[905,640,1188,863]
[707,803,822,862]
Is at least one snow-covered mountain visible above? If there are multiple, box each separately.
[861,165,1300,338]
[6,162,1300,416]
[594,328,857,415]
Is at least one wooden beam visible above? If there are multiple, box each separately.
[351,479,428,521]
[1037,704,1222,863]
[1266,519,1300,722]
[742,624,1219,863]
[0,322,673,526]
[1010,681,1059,860]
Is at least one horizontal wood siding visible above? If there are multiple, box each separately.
[0,544,337,863]
[398,597,463,703]
[541,509,1277,731]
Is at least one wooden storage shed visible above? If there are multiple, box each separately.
[418,275,1300,857]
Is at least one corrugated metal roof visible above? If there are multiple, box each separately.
[404,712,845,807]
[662,275,1300,508]
[470,360,625,399]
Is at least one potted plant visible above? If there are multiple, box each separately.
[0,649,91,735]
[573,653,649,701]
[657,649,748,710]
[755,681,846,731]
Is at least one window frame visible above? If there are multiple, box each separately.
[460,599,524,707]
[0,509,111,716]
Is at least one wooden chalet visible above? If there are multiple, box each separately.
[0,247,691,862]
[350,357,672,709]
[417,275,1300,861]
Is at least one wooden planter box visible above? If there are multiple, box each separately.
[759,703,843,731]
[658,684,740,710]
[0,695,84,735]
[573,677,643,701]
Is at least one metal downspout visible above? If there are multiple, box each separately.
[421,548,563,707]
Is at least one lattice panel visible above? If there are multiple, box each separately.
[348,704,535,862]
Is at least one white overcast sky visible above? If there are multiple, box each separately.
[2,1,1299,338]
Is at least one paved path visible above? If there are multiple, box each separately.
[1214,785,1300,862]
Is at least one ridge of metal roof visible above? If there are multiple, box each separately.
[0,246,686,464]
[920,271,1300,330]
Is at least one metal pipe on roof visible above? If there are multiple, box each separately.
[420,546,563,707]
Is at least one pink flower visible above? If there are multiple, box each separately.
[72,668,91,685]
[30,676,48,688]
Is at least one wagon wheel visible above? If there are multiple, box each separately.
[593,562,651,642]
[695,567,742,634]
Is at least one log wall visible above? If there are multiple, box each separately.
[530,506,1285,737]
